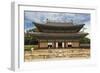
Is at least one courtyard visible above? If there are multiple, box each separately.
[24,48,90,62]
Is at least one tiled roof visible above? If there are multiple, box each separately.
[33,22,85,33]
[28,32,88,40]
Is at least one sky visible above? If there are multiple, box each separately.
[24,11,90,38]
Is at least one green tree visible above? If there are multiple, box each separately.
[80,37,90,44]
[24,30,38,45]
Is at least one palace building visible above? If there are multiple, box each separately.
[29,20,88,49]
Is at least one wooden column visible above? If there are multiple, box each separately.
[38,40,40,49]
[54,41,56,48]
[64,41,66,48]
[56,42,58,48]
[62,42,64,48]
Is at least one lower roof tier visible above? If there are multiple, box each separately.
[28,32,88,40]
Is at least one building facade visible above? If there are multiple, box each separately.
[30,20,88,49]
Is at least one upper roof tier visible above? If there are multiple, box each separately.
[33,21,85,33]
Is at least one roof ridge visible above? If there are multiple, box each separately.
[46,21,74,24]
[46,18,74,24]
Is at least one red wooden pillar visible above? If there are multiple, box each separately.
[64,41,66,48]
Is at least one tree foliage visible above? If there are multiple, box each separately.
[79,37,90,44]
[24,30,38,45]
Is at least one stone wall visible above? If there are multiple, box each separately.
[40,41,48,48]
[72,42,79,47]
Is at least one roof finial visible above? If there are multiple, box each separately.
[71,19,73,24]
[46,18,48,22]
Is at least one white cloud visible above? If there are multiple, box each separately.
[25,11,90,23]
